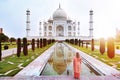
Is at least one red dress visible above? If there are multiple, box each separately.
[73,56,81,79]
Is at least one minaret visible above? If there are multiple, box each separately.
[39,21,42,37]
[26,9,30,37]
[89,10,93,38]
[78,22,80,36]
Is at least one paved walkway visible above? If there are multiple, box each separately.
[2,45,31,58]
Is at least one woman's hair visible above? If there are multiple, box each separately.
[76,52,80,58]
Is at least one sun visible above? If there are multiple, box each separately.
[94,28,116,39]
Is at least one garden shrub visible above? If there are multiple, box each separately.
[99,38,105,55]
[107,37,115,58]
[4,45,9,50]
[23,38,28,56]
[17,38,21,57]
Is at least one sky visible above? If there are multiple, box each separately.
[0,0,120,39]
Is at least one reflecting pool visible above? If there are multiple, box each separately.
[41,43,96,76]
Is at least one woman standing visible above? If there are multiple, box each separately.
[73,52,82,79]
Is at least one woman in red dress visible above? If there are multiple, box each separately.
[73,52,82,79]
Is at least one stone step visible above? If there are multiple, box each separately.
[0,75,119,80]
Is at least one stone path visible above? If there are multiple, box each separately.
[2,45,32,58]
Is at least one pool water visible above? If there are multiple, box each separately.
[41,43,96,76]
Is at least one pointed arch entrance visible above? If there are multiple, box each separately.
[56,25,64,37]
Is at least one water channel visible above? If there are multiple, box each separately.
[41,42,97,76]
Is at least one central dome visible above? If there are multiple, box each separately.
[53,6,67,20]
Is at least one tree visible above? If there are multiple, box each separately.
[23,38,28,56]
[75,39,78,45]
[0,39,2,61]
[4,45,9,50]
[17,38,21,57]
[99,38,105,55]
[31,39,35,52]
[43,38,47,47]
[40,38,43,48]
[81,41,84,47]
[67,39,70,43]
[9,37,16,44]
[91,39,94,51]
[52,39,55,43]
[86,42,89,48]
[79,39,81,47]
[37,39,39,48]
[0,33,9,42]
[107,37,115,58]
[70,39,74,44]
[48,39,51,45]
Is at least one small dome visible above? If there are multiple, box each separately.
[53,5,67,20]
[48,17,53,23]
[67,16,72,23]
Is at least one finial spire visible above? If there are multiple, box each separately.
[59,3,61,8]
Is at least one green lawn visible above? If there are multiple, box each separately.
[95,40,120,50]
[70,43,120,71]
[1,42,17,50]
[0,43,54,76]
[115,42,120,49]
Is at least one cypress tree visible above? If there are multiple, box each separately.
[75,39,78,45]
[43,38,47,47]
[107,37,115,58]
[17,38,21,57]
[40,38,43,48]
[86,42,88,48]
[47,39,50,45]
[43,38,45,47]
[0,39,2,61]
[47,39,49,45]
[70,39,72,44]
[31,39,35,52]
[79,39,81,47]
[49,39,51,44]
[82,41,84,47]
[99,38,105,55]
[71,39,74,44]
[48,39,52,44]
[23,38,28,56]
[52,39,55,43]
[72,39,74,44]
[45,39,47,46]
[65,39,67,42]
[68,39,69,43]
[37,39,39,48]
[91,39,94,51]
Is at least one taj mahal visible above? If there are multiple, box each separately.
[26,4,93,40]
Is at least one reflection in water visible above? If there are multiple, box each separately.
[48,43,73,75]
